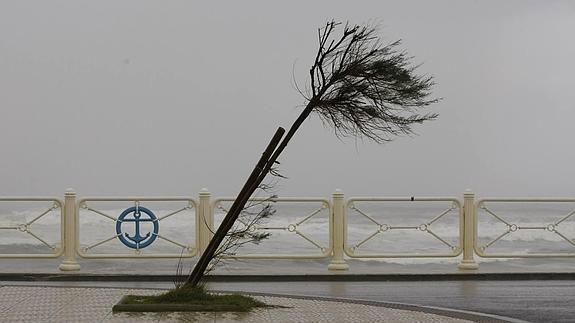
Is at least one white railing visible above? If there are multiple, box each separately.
[1,189,575,272]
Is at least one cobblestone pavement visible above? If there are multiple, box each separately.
[0,286,474,322]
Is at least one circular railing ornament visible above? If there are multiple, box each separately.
[116,206,159,249]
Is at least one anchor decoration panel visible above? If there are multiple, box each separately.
[115,206,159,249]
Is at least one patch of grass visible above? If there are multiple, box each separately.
[121,285,270,312]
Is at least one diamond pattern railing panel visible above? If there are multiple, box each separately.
[344,197,462,258]
[0,198,63,258]
[213,197,332,259]
[475,198,575,257]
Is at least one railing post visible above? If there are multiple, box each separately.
[458,189,479,270]
[197,188,213,254]
[328,189,349,271]
[59,188,81,271]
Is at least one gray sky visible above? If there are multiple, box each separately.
[1,0,574,198]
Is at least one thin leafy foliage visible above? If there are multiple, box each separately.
[302,21,439,143]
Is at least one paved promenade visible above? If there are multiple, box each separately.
[2,259,574,322]
[0,285,512,322]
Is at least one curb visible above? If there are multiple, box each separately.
[1,272,575,282]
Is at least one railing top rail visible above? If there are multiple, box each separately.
[0,197,63,202]
[347,197,461,204]
[214,197,330,203]
[79,196,196,201]
[348,196,459,200]
[478,198,575,203]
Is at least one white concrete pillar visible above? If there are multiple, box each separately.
[458,189,479,270]
[328,189,349,271]
[59,188,80,271]
[197,188,213,254]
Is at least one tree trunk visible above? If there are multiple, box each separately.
[187,102,315,287]
[185,127,285,287]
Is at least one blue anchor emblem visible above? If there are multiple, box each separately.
[116,206,159,249]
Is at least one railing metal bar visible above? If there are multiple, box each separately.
[517,226,546,230]
[157,207,188,221]
[483,230,511,250]
[85,207,117,222]
[354,229,381,249]
[554,230,575,247]
[84,234,122,251]
[25,230,55,250]
[26,206,56,226]
[352,207,382,226]
[427,207,455,225]
[217,205,229,214]
[390,226,419,230]
[426,228,455,249]
[555,209,575,226]
[294,230,324,250]
[258,226,286,230]
[479,198,575,203]
[0,226,19,230]
[296,207,325,226]
[154,233,189,249]
[481,205,511,226]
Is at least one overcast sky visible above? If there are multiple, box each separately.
[1,1,574,198]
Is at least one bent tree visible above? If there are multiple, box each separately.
[186,20,439,287]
